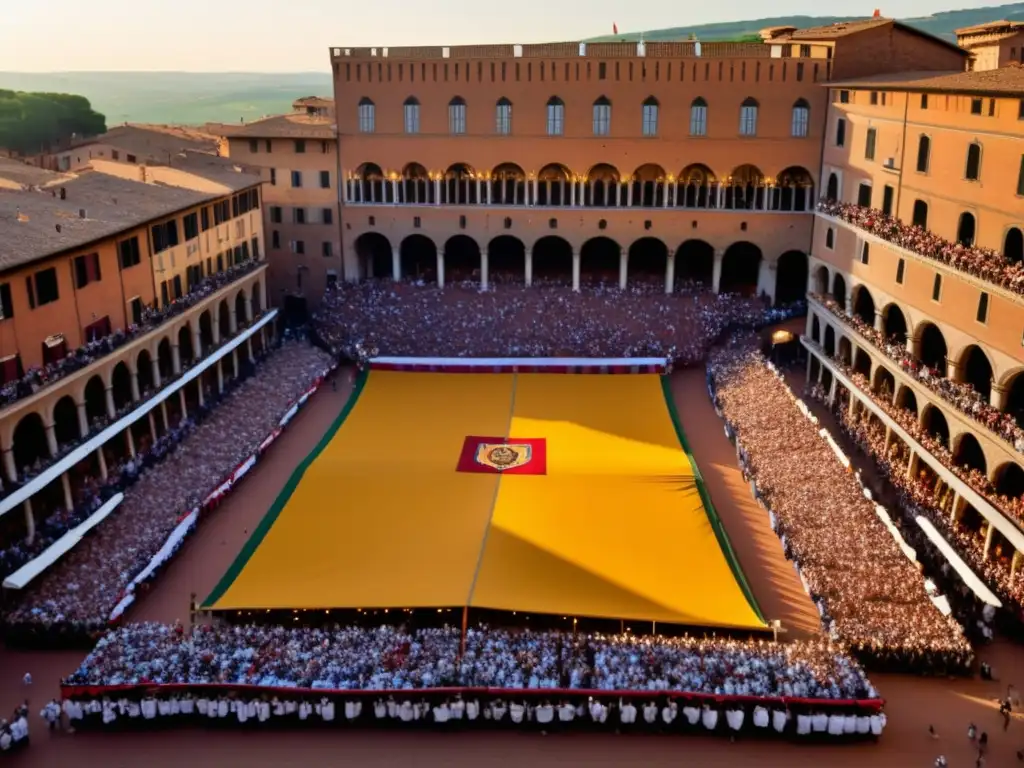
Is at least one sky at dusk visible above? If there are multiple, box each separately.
[0,0,1002,72]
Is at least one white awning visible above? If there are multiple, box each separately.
[915,515,1002,608]
[3,492,124,590]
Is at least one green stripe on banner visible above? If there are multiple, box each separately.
[202,369,370,609]
[659,375,766,626]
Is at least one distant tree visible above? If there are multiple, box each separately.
[0,90,106,154]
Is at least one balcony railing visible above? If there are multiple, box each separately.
[0,259,266,413]
[808,293,1024,455]
[343,177,816,213]
[816,200,1024,300]
[804,338,1024,538]
[0,309,277,518]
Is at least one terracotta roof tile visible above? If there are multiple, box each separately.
[213,113,336,140]
[830,64,1024,96]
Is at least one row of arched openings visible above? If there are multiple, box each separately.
[9,287,263,479]
[348,163,816,211]
[353,231,809,302]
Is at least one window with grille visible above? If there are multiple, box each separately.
[546,97,564,136]
[403,98,420,134]
[358,98,375,133]
[642,97,659,137]
[495,98,512,135]
[689,98,707,136]
[592,97,611,136]
[449,97,467,134]
[791,99,809,137]
[739,98,758,136]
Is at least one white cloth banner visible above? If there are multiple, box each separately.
[109,508,199,621]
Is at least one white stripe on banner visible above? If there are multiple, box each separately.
[232,455,257,484]
[108,507,199,621]
[279,404,299,427]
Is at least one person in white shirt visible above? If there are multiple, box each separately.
[534,701,554,734]
[465,699,480,723]
[432,700,450,727]
[642,701,658,728]
[661,700,678,729]
[558,701,575,725]
[344,699,361,722]
[509,701,526,725]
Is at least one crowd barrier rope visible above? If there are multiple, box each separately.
[59,681,884,714]
[106,362,337,623]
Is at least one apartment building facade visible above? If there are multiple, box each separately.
[806,65,1024,576]
[0,157,272,544]
[217,99,341,306]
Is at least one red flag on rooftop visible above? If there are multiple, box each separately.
[613,22,619,34]
[873,8,881,17]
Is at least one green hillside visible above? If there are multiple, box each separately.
[586,2,1024,42]
[1,3,1020,126]
[0,72,332,127]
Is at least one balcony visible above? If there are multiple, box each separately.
[0,259,266,414]
[803,337,1024,555]
[807,293,1024,458]
[342,172,816,214]
[815,200,1024,303]
[0,308,277,519]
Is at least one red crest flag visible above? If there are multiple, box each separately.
[613,22,619,34]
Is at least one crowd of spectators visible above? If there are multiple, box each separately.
[4,339,333,638]
[707,342,973,673]
[813,384,1024,615]
[822,356,1024,528]
[810,293,1024,454]
[65,622,877,702]
[314,279,803,364]
[0,422,194,581]
[0,260,263,410]
[817,200,1024,296]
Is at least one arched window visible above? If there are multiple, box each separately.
[593,96,611,136]
[739,97,758,136]
[403,97,420,135]
[916,135,930,173]
[495,97,512,135]
[358,98,375,134]
[546,96,564,136]
[957,212,976,246]
[791,99,809,138]
[690,97,708,137]
[825,228,835,249]
[642,96,659,137]
[965,141,981,181]
[449,96,467,135]
[912,199,928,229]
[1005,227,1024,264]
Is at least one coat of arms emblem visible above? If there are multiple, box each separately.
[475,443,533,471]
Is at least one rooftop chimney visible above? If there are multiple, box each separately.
[873,8,881,17]
[55,224,62,233]
[79,208,86,219]
[59,186,66,200]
